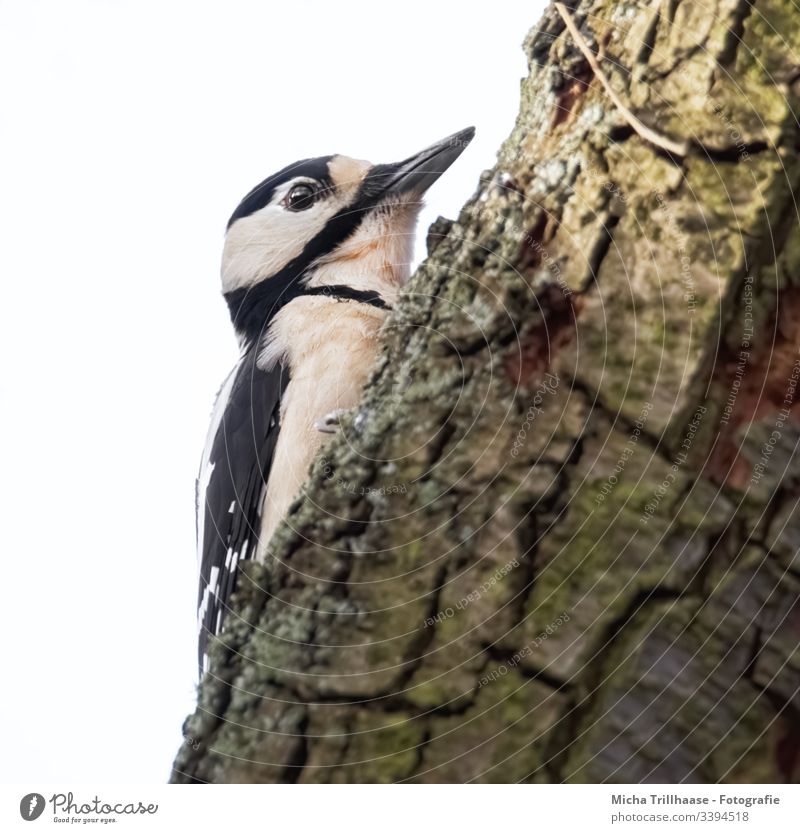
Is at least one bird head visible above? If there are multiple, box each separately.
[221,126,475,342]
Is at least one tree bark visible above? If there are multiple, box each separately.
[173,0,800,783]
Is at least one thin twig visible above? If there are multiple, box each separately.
[554,2,689,157]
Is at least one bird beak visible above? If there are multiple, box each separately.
[366,126,476,201]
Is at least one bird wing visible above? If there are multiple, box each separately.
[196,342,288,677]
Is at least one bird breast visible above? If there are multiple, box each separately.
[255,296,388,556]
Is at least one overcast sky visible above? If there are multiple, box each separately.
[0,0,541,782]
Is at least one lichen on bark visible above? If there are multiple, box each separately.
[173,0,800,783]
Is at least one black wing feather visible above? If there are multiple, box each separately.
[197,343,288,676]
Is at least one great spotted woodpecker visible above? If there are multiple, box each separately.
[196,127,475,675]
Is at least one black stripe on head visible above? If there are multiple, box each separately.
[226,156,334,229]
[224,165,394,344]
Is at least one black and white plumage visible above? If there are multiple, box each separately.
[196,127,475,676]
[196,346,287,670]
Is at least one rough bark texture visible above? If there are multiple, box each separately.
[173,0,800,783]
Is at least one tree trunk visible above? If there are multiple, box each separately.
[173,0,800,783]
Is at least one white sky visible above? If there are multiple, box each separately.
[0,0,540,783]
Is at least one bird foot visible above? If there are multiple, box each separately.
[315,408,349,434]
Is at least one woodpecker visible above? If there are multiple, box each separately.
[196,126,475,675]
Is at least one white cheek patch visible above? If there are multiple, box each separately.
[220,160,372,294]
[221,204,325,293]
[221,193,338,293]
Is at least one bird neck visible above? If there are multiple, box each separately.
[224,269,392,348]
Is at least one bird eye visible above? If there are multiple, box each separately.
[285,183,317,211]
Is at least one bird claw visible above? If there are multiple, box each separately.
[315,408,349,434]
